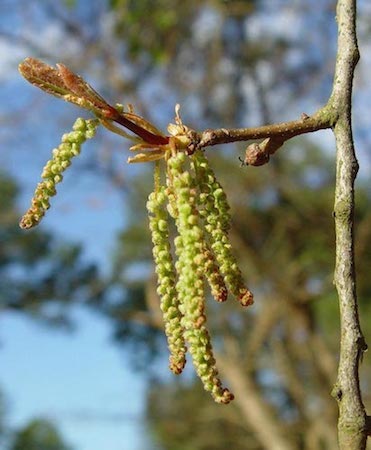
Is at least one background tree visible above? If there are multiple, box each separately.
[9,418,73,450]
[0,390,74,450]
[0,173,102,327]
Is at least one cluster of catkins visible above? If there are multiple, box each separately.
[19,115,253,404]
[147,150,253,404]
[18,58,254,404]
[20,118,99,229]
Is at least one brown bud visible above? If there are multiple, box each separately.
[244,142,270,166]
[243,136,286,167]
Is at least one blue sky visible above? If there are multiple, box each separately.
[0,308,157,450]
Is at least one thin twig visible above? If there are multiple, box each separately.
[196,109,333,148]
[191,106,336,165]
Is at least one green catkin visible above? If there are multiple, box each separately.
[193,151,254,307]
[168,156,228,303]
[168,152,234,404]
[19,118,99,229]
[147,186,187,374]
[198,242,228,302]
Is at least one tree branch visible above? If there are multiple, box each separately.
[196,108,333,149]
[190,102,336,166]
[329,1,369,449]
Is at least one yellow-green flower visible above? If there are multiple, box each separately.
[193,151,253,307]
[147,186,186,374]
[167,152,234,403]
[20,118,99,229]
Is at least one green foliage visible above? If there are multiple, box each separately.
[108,0,258,48]
[62,0,76,8]
[109,0,195,62]
[108,0,259,64]
[9,418,72,450]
